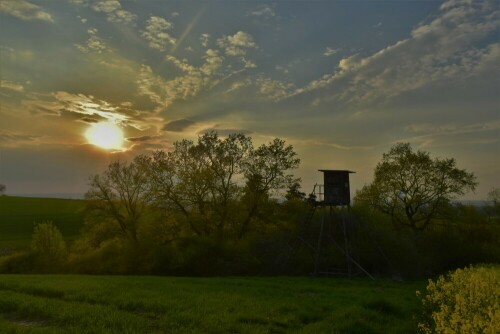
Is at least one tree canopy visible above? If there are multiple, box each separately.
[85,132,300,242]
[355,143,477,231]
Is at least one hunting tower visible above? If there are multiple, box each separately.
[318,170,355,206]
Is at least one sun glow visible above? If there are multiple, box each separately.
[85,122,124,150]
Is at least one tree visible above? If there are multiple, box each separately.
[31,221,67,269]
[86,132,300,241]
[485,187,500,221]
[355,143,477,231]
[149,132,299,238]
[0,184,5,195]
[239,138,300,237]
[85,155,154,241]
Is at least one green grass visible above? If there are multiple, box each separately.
[0,197,85,249]
[0,275,425,333]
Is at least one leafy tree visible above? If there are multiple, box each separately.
[239,138,300,237]
[85,155,154,241]
[31,221,67,268]
[485,187,500,221]
[149,132,300,238]
[285,179,306,202]
[86,132,300,242]
[0,184,5,195]
[355,143,477,231]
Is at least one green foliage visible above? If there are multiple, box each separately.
[355,143,477,231]
[417,265,500,334]
[0,275,424,333]
[31,222,67,271]
[85,155,154,241]
[485,187,500,221]
[86,132,300,246]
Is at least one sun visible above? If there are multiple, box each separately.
[85,122,124,150]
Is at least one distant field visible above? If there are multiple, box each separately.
[0,275,425,333]
[0,197,86,249]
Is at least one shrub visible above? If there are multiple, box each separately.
[31,221,67,271]
[417,265,500,334]
[0,251,35,273]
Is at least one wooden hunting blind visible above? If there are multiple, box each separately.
[318,170,355,206]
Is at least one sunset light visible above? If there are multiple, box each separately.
[85,122,124,150]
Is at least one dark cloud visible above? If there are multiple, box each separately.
[162,118,195,132]
[126,135,159,142]
[77,116,100,124]
[197,128,253,136]
[0,132,42,146]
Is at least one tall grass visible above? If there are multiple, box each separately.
[0,275,425,333]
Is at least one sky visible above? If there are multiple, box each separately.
[0,0,499,200]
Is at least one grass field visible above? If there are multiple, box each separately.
[0,197,85,250]
[0,275,425,333]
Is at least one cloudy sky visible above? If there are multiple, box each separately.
[0,0,498,199]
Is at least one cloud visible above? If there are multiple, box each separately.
[197,128,253,136]
[77,116,100,124]
[0,0,53,22]
[256,78,294,102]
[126,135,162,142]
[323,47,339,57]
[248,5,275,19]
[162,118,195,132]
[0,131,42,147]
[90,0,136,25]
[142,16,176,51]
[294,0,500,107]
[401,120,500,148]
[1,80,25,92]
[217,31,257,56]
[91,0,120,13]
[200,33,210,47]
[137,49,228,109]
[75,28,109,53]
[53,91,129,123]
[200,49,224,75]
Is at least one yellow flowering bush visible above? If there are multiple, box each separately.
[417,265,499,334]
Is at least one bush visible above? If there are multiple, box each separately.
[0,251,35,273]
[417,265,500,334]
[31,221,67,271]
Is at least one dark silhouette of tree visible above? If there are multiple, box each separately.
[0,184,5,195]
[85,155,154,241]
[86,132,300,242]
[355,143,477,231]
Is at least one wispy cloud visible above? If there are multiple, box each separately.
[90,0,136,25]
[75,28,109,54]
[0,131,43,147]
[137,48,232,109]
[200,33,210,47]
[293,0,500,107]
[217,31,257,56]
[248,5,275,19]
[163,119,196,132]
[0,0,53,22]
[323,47,339,57]
[1,80,25,92]
[142,16,176,51]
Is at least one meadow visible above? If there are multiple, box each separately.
[0,275,425,334]
[0,196,85,250]
[0,197,426,333]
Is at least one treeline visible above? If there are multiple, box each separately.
[1,135,499,277]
